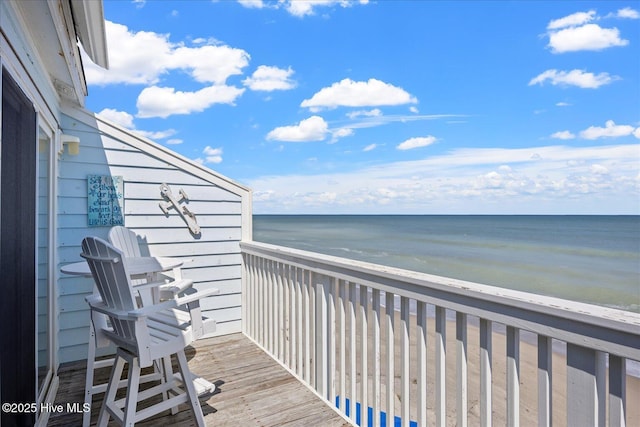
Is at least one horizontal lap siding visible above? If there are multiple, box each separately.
[57,112,249,363]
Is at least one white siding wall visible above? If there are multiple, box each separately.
[57,108,251,364]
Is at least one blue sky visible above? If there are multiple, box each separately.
[83,1,640,214]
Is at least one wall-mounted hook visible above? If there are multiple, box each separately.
[159,183,201,235]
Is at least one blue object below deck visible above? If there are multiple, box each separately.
[335,396,418,427]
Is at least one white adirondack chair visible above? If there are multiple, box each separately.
[108,225,191,298]
[83,227,216,426]
[81,236,214,426]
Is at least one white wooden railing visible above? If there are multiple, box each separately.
[240,241,640,427]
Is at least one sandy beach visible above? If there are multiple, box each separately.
[333,309,640,426]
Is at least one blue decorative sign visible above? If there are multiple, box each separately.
[87,175,124,226]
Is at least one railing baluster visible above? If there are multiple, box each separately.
[537,335,552,427]
[349,282,357,423]
[296,267,304,378]
[400,296,410,427]
[315,274,330,399]
[372,288,381,427]
[338,280,346,413]
[283,264,290,364]
[480,318,492,427]
[277,262,284,361]
[360,285,369,427]
[435,305,446,427]
[303,269,311,384]
[250,255,257,339]
[506,326,520,427]
[288,265,295,370]
[566,344,605,427]
[267,259,274,354]
[609,355,626,427]
[241,254,247,334]
[417,301,427,427]
[329,277,337,405]
[259,257,266,347]
[310,270,316,389]
[457,312,468,427]
[262,259,271,351]
[386,291,395,426]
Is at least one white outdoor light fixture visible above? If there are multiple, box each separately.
[60,134,80,155]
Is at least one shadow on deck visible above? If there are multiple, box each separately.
[48,333,351,426]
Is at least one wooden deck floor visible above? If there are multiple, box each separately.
[48,333,351,426]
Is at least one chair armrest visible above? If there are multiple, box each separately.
[175,287,220,306]
[86,299,138,321]
[128,299,179,317]
[86,293,181,319]
[134,278,193,293]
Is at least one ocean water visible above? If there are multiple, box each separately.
[253,215,640,313]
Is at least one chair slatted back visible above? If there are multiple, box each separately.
[81,237,142,350]
[108,226,142,258]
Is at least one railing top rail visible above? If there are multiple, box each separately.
[241,240,640,360]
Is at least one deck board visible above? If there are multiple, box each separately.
[47,333,350,426]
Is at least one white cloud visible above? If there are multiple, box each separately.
[135,129,178,140]
[529,69,618,89]
[556,102,571,107]
[347,108,382,119]
[166,139,183,145]
[237,0,265,9]
[84,21,250,86]
[580,120,638,139]
[301,78,418,112]
[266,116,329,142]
[97,108,135,128]
[283,0,369,17]
[614,7,639,19]
[397,136,437,150]
[331,127,354,142]
[169,44,249,85]
[547,23,628,53]
[96,108,176,140]
[551,130,575,140]
[136,85,245,118]
[203,146,223,164]
[243,65,297,91]
[237,0,369,17]
[246,144,640,214]
[547,10,596,30]
[363,143,377,152]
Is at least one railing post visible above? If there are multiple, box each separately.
[417,301,428,427]
[386,291,396,426]
[506,326,519,427]
[400,296,410,427]
[566,343,605,427]
[457,312,468,427]
[480,318,492,427]
[372,289,381,427]
[360,285,369,427]
[609,355,626,427]
[435,306,446,427]
[338,280,347,414]
[538,335,552,427]
[349,282,357,423]
[315,274,332,400]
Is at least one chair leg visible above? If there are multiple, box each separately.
[83,324,97,427]
[160,355,179,415]
[122,355,141,426]
[97,353,125,427]
[176,350,206,427]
